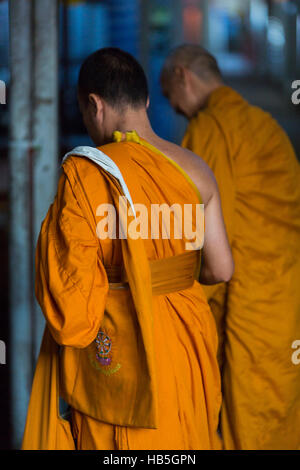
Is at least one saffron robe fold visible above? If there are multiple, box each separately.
[182,85,300,450]
[22,137,222,450]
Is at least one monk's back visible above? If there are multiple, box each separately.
[184,86,300,244]
[98,139,204,262]
[213,88,300,242]
[199,86,299,180]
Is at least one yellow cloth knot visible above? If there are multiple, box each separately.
[125,130,140,143]
[112,130,123,143]
[112,130,141,144]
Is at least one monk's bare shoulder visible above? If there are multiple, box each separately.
[154,138,217,205]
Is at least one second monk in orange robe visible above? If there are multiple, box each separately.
[161,44,300,450]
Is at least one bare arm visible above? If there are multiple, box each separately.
[199,175,234,285]
[144,137,234,285]
[176,148,234,285]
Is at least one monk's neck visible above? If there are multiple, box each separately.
[114,108,157,142]
[194,81,224,113]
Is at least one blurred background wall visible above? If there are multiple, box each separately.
[0,0,299,449]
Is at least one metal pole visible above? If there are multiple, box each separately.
[32,0,59,361]
[108,0,140,58]
[201,0,210,49]
[9,0,33,449]
[172,0,184,48]
[9,0,59,448]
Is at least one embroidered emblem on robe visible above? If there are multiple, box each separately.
[88,328,121,376]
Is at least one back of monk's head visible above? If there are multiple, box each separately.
[161,44,222,85]
[78,47,149,109]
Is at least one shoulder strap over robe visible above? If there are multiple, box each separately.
[62,146,136,217]
[62,145,158,428]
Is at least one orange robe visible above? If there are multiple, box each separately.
[22,133,221,450]
[182,85,300,450]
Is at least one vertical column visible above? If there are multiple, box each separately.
[32,0,59,361]
[108,0,140,58]
[9,0,59,448]
[140,0,150,73]
[9,0,33,449]
[282,2,297,90]
[172,0,184,47]
[201,0,210,49]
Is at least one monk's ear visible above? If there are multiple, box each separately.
[146,96,150,109]
[88,93,103,116]
[174,65,186,84]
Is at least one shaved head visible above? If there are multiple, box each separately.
[161,44,222,85]
[160,45,223,118]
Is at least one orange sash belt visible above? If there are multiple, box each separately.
[105,251,200,296]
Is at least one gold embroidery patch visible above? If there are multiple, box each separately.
[88,329,121,376]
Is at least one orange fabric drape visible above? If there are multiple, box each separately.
[183,85,300,450]
[21,327,75,450]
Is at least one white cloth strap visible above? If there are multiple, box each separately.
[62,146,136,217]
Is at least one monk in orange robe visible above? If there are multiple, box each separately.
[22,48,234,450]
[161,44,300,450]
